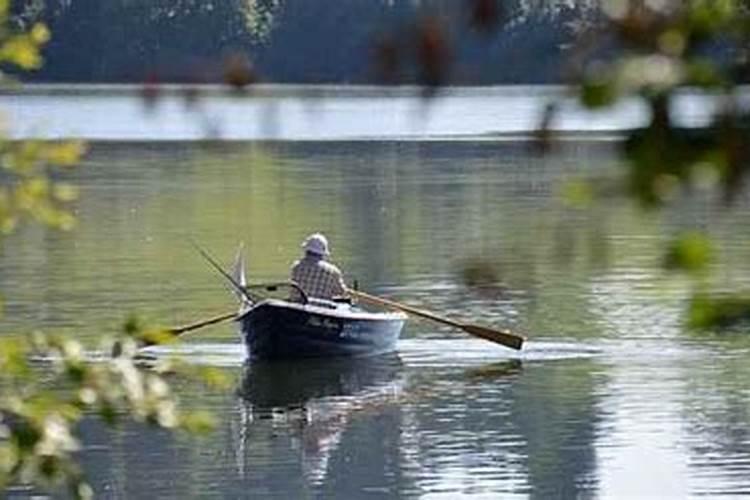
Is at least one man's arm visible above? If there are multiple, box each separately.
[330,264,348,297]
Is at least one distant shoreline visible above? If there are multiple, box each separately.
[1,82,574,99]
[10,83,729,142]
[2,133,627,144]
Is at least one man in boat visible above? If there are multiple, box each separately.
[290,233,347,301]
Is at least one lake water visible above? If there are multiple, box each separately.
[2,86,750,498]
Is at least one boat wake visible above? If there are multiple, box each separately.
[138,337,600,368]
[397,338,601,367]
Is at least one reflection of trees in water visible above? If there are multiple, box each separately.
[682,354,750,495]
[511,360,603,497]
[389,358,601,497]
[73,351,605,497]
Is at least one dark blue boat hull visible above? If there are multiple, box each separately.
[240,300,406,360]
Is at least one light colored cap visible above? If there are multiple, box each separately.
[302,233,330,256]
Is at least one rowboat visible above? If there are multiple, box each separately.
[185,242,523,360]
[237,284,407,360]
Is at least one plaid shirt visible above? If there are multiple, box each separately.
[290,254,347,300]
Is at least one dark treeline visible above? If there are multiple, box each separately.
[16,0,600,84]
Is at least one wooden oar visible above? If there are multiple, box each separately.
[116,311,239,354]
[168,311,238,335]
[350,290,525,350]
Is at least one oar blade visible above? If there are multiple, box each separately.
[461,324,525,350]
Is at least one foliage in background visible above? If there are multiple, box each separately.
[18,0,595,84]
[0,3,225,497]
[396,0,750,330]
[0,0,83,234]
[568,0,750,328]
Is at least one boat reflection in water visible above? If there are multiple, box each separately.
[238,352,404,410]
[232,352,405,485]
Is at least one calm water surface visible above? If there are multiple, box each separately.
[2,87,750,498]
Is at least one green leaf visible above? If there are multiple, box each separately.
[138,328,178,346]
[0,36,43,70]
[122,315,142,337]
[98,402,118,426]
[684,59,724,87]
[663,231,713,273]
[195,367,231,390]
[180,412,216,434]
[561,180,594,207]
[42,141,86,167]
[581,78,617,108]
[30,24,50,45]
[688,292,750,329]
